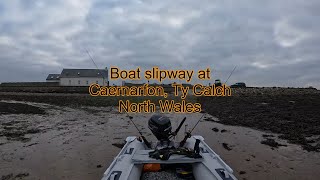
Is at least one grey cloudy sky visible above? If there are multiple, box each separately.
[0,0,319,87]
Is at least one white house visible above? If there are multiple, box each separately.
[46,74,60,82]
[59,68,108,86]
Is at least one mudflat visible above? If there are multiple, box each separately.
[199,88,320,152]
[0,88,319,180]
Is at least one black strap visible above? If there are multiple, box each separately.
[149,147,202,160]
[194,139,200,154]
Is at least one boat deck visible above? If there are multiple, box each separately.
[132,150,203,164]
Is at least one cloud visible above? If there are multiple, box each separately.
[274,19,310,47]
[0,0,319,88]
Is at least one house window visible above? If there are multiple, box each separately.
[69,80,71,85]
[86,81,89,85]
[78,80,81,85]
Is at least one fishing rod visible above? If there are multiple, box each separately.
[84,49,150,147]
[190,113,205,133]
[86,49,99,71]
[174,117,187,135]
[84,50,150,148]
[224,66,237,84]
[127,115,152,148]
[179,113,205,147]
[169,117,187,138]
[85,49,107,86]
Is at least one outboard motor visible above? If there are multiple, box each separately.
[148,114,172,141]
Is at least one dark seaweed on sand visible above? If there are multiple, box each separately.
[199,88,320,152]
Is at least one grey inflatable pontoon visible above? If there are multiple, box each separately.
[102,114,237,180]
[102,135,237,180]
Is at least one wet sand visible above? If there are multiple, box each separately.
[199,88,320,152]
[1,100,320,180]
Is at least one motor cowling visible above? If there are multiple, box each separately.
[148,114,172,141]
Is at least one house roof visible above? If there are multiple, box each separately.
[46,74,60,80]
[60,69,108,78]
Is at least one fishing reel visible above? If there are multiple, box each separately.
[179,114,205,147]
